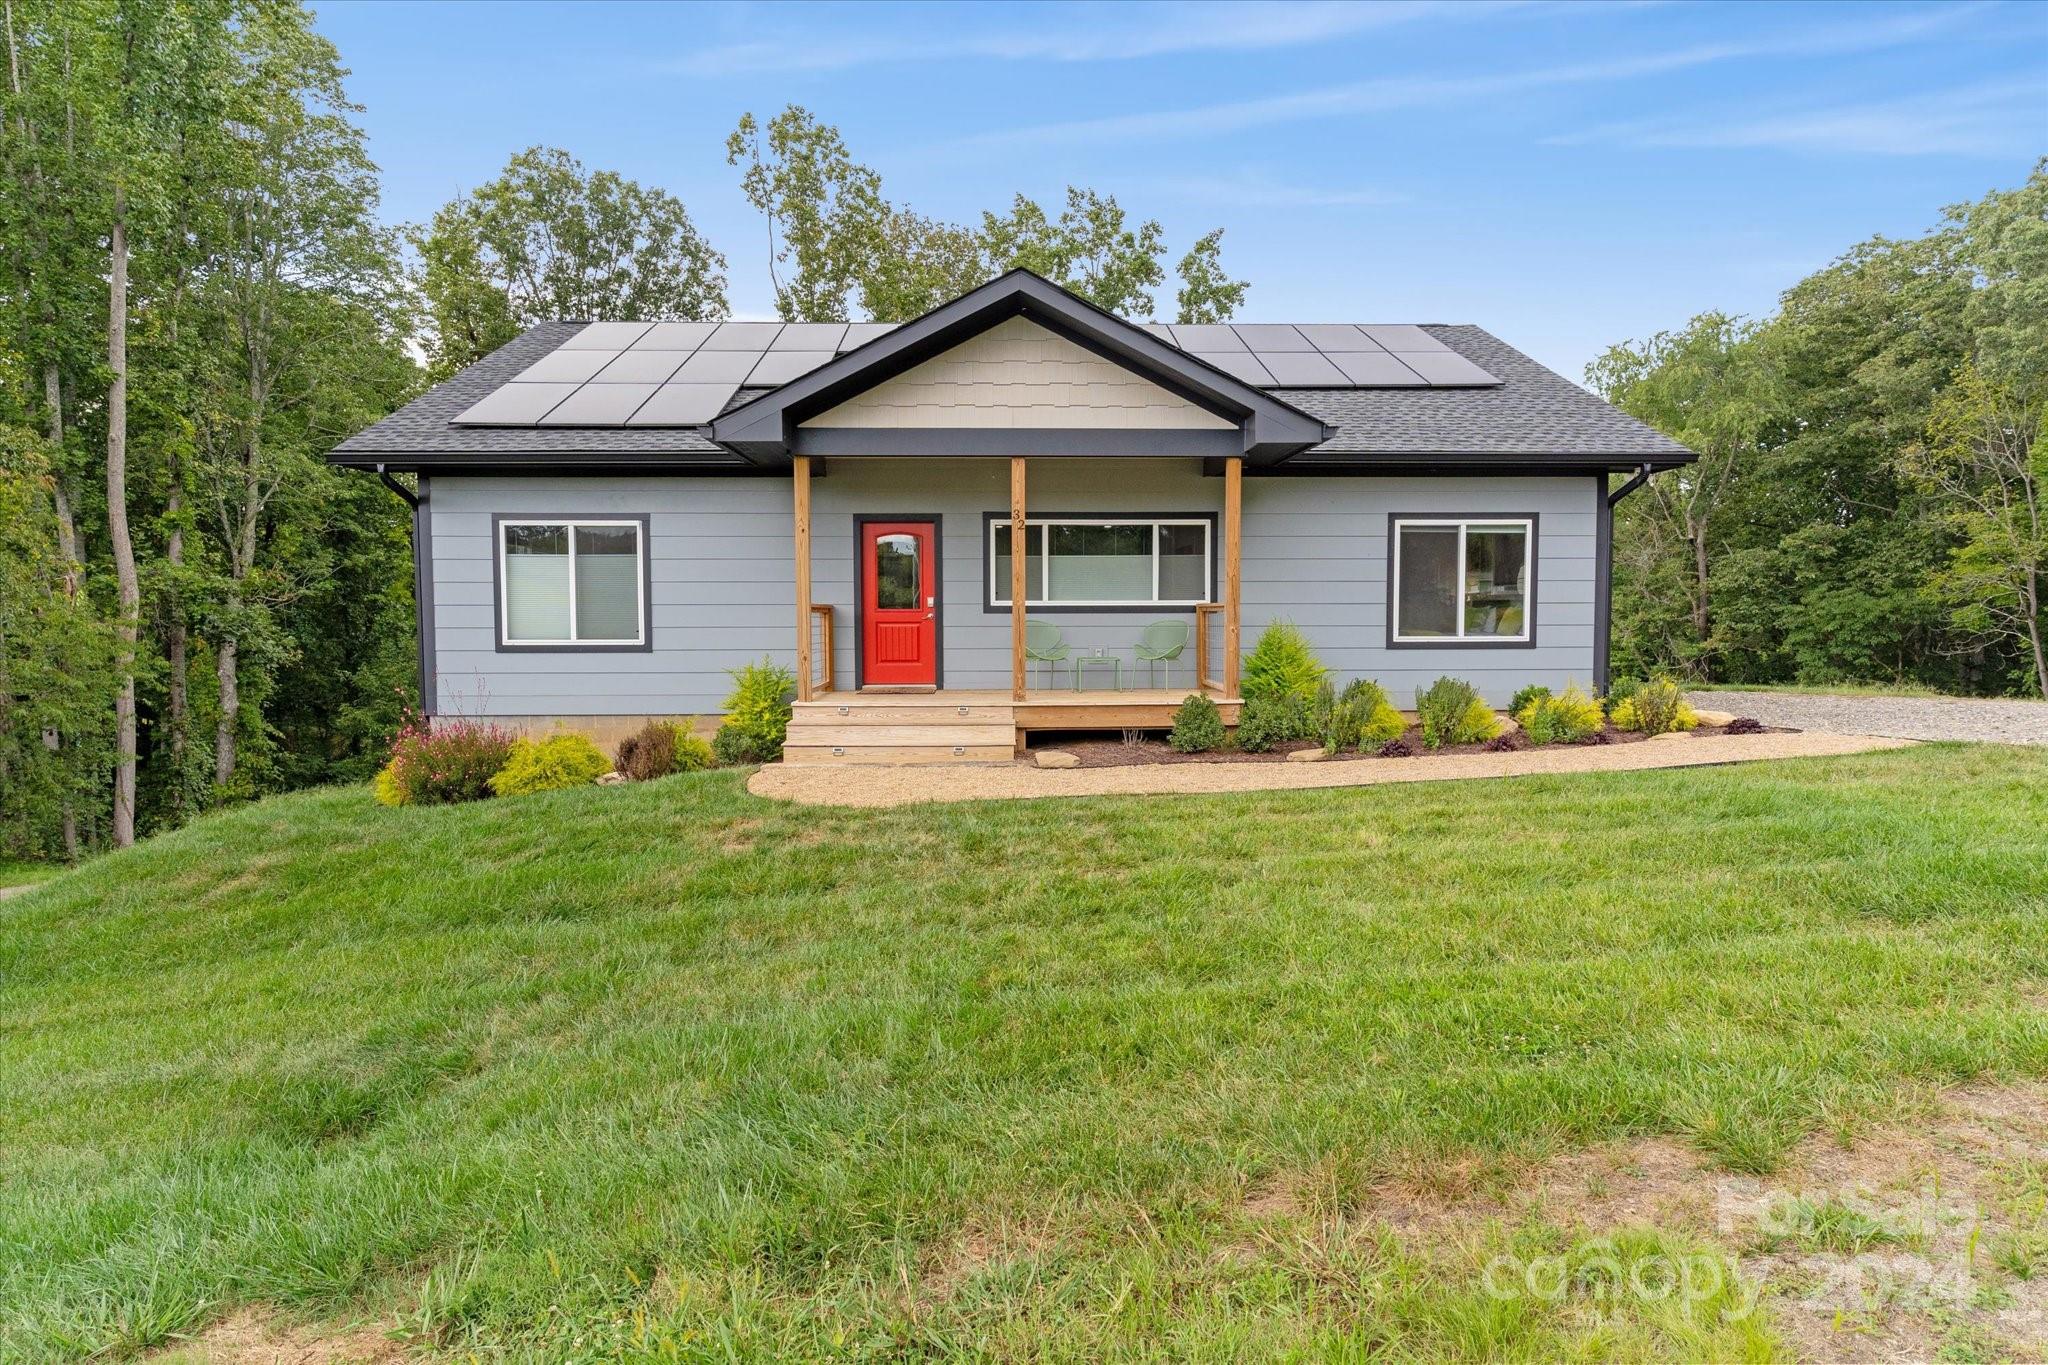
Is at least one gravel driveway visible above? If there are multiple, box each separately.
[1690,691,2048,746]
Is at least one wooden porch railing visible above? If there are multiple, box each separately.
[809,604,835,695]
[1193,602,1224,694]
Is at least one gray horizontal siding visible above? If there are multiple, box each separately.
[426,465,1602,716]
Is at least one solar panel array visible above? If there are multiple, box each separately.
[453,320,902,428]
[453,319,1498,427]
[1139,322,1499,389]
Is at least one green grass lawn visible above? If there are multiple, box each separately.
[0,859,61,892]
[2,746,2045,1361]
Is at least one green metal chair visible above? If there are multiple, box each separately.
[1024,618,1070,689]
[1133,619,1191,688]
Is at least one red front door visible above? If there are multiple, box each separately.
[860,521,937,687]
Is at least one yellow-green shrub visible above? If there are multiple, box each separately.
[488,734,612,797]
[1359,701,1407,746]
[1517,684,1605,745]
[372,762,404,807]
[1609,677,1697,735]
[1416,677,1500,748]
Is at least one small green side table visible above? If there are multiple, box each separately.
[1073,654,1122,691]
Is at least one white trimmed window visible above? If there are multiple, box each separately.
[990,519,1211,607]
[1392,518,1532,642]
[498,519,646,646]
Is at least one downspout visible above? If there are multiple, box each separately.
[374,464,433,715]
[1596,462,1655,694]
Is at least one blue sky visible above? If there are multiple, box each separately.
[314,0,2045,381]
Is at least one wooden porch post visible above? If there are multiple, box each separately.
[1010,456,1027,701]
[794,454,813,701]
[1223,455,1242,697]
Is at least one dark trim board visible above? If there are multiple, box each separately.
[793,428,1246,459]
[1383,512,1542,652]
[416,476,437,714]
[488,512,656,654]
[851,513,945,690]
[977,510,1221,615]
[1595,484,1614,693]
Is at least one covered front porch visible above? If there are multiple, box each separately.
[784,686,1245,765]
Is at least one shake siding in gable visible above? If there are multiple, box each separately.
[427,466,1601,717]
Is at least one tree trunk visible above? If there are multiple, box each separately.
[108,183,138,847]
[214,629,237,788]
[166,463,189,815]
[42,362,80,857]
[2026,569,2048,701]
[1689,521,1710,651]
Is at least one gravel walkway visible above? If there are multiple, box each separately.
[751,732,1913,808]
[1690,691,2048,747]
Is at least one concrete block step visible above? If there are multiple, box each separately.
[782,744,1015,765]
[781,724,1016,748]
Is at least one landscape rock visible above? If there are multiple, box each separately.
[1286,748,1328,762]
[1495,714,1520,734]
[1034,750,1081,769]
[597,771,629,785]
[1692,709,1737,726]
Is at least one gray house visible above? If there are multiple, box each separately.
[330,271,1692,762]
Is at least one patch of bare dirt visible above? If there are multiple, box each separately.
[148,1308,405,1364]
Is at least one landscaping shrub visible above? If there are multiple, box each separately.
[1338,678,1406,746]
[1377,738,1414,758]
[1321,693,1365,754]
[488,734,612,797]
[1610,677,1697,736]
[1605,676,1644,709]
[1509,683,1552,717]
[1233,695,1301,753]
[1517,683,1605,746]
[1482,733,1520,752]
[711,724,765,766]
[1239,622,1327,705]
[1415,676,1500,749]
[1726,716,1765,734]
[374,713,516,806]
[721,658,796,761]
[616,720,715,781]
[1168,694,1225,752]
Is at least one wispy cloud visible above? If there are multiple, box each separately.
[947,4,1986,149]
[1543,79,2045,158]
[1142,173,1411,209]
[668,1,1509,77]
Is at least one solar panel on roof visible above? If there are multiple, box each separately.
[839,322,899,350]
[1141,323,1176,343]
[1258,352,1350,386]
[1358,324,1445,352]
[746,351,835,385]
[631,321,717,350]
[513,349,616,384]
[1325,352,1427,386]
[591,350,691,384]
[626,382,741,426]
[453,382,579,424]
[1390,350,1499,386]
[1294,323,1378,352]
[673,350,761,383]
[1173,324,1248,352]
[702,321,784,350]
[771,322,847,351]
[537,383,658,426]
[559,321,654,350]
[1198,351,1275,385]
[1233,324,1314,351]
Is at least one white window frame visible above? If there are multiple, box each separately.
[988,517,1213,608]
[1391,517,1533,644]
[497,518,647,647]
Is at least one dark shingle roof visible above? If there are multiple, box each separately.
[331,318,1691,471]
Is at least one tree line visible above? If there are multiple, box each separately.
[0,1,1256,860]
[1593,167,2045,697]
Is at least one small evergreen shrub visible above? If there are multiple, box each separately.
[1321,694,1365,754]
[1233,695,1299,753]
[375,712,516,806]
[1518,684,1605,746]
[712,724,766,766]
[1605,676,1644,710]
[1338,678,1407,747]
[489,734,612,797]
[1610,677,1697,736]
[1509,683,1552,717]
[1726,716,1765,735]
[1415,677,1499,749]
[1168,694,1225,752]
[616,720,716,781]
[721,659,796,761]
[1239,622,1327,706]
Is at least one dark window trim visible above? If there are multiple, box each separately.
[978,510,1219,616]
[490,512,654,654]
[852,513,945,689]
[1384,512,1541,651]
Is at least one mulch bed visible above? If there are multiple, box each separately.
[1045,721,1788,769]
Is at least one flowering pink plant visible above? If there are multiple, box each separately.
[374,706,516,806]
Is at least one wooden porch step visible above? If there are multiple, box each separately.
[783,744,1014,766]
[782,724,1015,749]
[791,703,1014,725]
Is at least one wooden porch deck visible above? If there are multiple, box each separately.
[785,688,1241,765]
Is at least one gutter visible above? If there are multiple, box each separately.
[372,464,435,717]
[1595,462,1654,695]
[375,462,419,509]
[1606,460,1654,507]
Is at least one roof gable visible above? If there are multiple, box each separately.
[712,269,1331,466]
